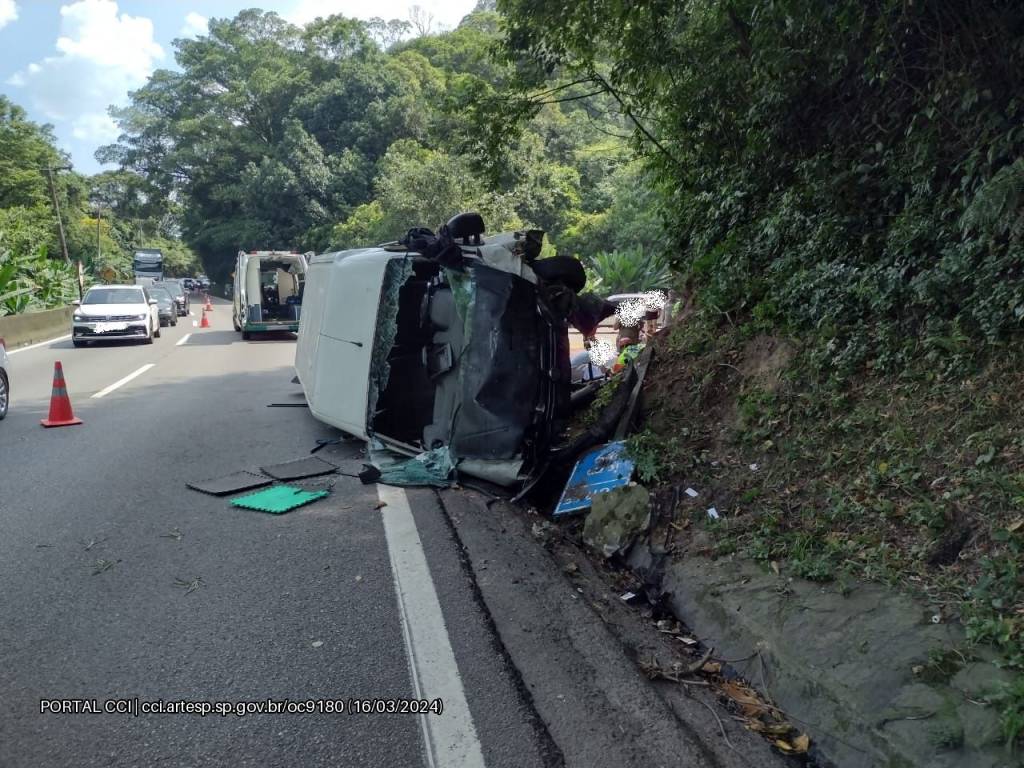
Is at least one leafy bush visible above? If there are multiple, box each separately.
[0,233,79,316]
[585,246,671,295]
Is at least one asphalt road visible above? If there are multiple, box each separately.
[0,297,787,768]
[0,299,553,768]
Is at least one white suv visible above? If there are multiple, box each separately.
[72,285,161,347]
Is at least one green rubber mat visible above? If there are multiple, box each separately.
[230,485,329,514]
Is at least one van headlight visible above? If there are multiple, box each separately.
[73,313,85,321]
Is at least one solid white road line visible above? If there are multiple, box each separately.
[91,364,156,399]
[377,484,486,768]
[7,334,72,355]
[175,333,192,346]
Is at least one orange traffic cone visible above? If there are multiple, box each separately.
[204,294,213,312]
[41,361,83,428]
[200,308,211,328]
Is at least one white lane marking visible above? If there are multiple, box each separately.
[91,363,156,399]
[175,333,192,346]
[8,334,72,355]
[189,311,195,317]
[377,485,486,768]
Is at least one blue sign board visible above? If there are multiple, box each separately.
[553,440,635,517]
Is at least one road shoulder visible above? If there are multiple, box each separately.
[437,489,788,768]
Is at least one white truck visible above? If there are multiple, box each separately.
[232,250,309,339]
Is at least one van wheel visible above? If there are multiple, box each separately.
[532,256,586,293]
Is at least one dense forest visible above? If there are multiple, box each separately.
[98,6,671,295]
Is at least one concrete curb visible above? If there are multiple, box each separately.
[0,306,73,350]
[656,555,1013,768]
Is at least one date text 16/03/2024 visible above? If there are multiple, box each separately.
[39,698,445,717]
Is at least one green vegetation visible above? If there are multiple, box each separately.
[496,0,1024,370]
[0,96,199,314]
[101,7,664,284]
[642,315,1024,744]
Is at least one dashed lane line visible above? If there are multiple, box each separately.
[90,364,156,399]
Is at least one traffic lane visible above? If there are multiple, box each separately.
[5,308,197,408]
[0,362,423,767]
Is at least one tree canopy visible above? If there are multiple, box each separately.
[496,0,1024,369]
[101,9,659,286]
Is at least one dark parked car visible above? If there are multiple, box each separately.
[148,285,178,327]
[160,280,190,316]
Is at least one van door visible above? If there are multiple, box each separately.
[233,252,246,331]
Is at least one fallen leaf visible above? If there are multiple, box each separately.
[747,721,793,737]
[721,680,767,716]
[1008,518,1024,533]
[174,576,203,594]
[90,558,120,575]
[792,733,810,753]
[374,501,387,509]
[770,561,780,576]
[701,661,722,674]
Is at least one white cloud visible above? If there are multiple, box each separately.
[180,11,208,38]
[71,112,119,143]
[7,0,163,144]
[285,0,474,30]
[0,0,17,31]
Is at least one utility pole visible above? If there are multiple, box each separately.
[42,165,72,265]
[42,165,84,300]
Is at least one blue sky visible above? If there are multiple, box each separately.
[0,0,476,174]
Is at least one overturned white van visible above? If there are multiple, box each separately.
[295,214,579,486]
[232,250,309,339]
